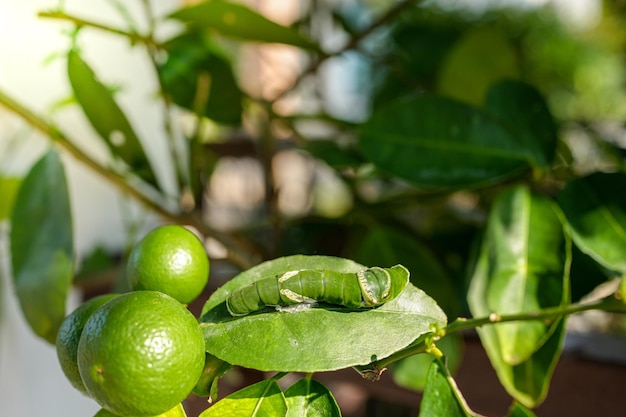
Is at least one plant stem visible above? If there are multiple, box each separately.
[38,10,157,47]
[0,88,257,270]
[272,0,421,103]
[444,296,626,335]
[369,296,626,372]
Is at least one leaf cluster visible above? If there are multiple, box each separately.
[1,1,626,416]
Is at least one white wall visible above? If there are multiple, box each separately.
[0,1,180,416]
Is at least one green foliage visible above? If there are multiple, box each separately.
[200,256,445,373]
[2,1,626,416]
[10,150,74,343]
[67,50,159,188]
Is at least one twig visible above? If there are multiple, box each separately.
[38,10,158,47]
[0,88,257,270]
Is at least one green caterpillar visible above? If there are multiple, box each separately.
[226,265,409,316]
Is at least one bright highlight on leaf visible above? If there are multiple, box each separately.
[467,186,569,407]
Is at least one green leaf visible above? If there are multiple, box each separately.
[418,359,474,417]
[359,95,529,188]
[468,209,566,407]
[392,333,463,392]
[485,80,557,168]
[507,402,537,417]
[475,185,569,364]
[67,50,158,188]
[200,255,446,372]
[437,27,520,106]
[477,319,565,409]
[199,379,287,417]
[9,150,74,343]
[558,172,626,273]
[0,176,21,220]
[305,140,363,170]
[285,378,341,417]
[353,227,462,317]
[160,31,243,125]
[169,1,321,52]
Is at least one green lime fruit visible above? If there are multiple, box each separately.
[56,294,119,395]
[78,291,205,416]
[93,402,186,417]
[127,225,209,304]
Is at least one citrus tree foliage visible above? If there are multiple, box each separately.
[2,1,626,416]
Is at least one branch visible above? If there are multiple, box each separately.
[0,88,257,270]
[367,295,626,373]
[272,0,422,102]
[38,10,158,47]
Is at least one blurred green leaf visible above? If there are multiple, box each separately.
[472,185,569,364]
[353,227,461,317]
[558,172,626,273]
[160,31,243,125]
[0,176,21,220]
[485,80,557,169]
[169,1,321,52]
[284,378,341,417]
[67,50,158,188]
[9,150,73,343]
[437,27,520,105]
[199,379,287,417]
[359,95,529,188]
[418,359,474,417]
[199,255,446,372]
[305,140,363,169]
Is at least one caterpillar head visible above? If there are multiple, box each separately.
[357,265,409,307]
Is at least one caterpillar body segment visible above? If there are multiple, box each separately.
[226,265,409,316]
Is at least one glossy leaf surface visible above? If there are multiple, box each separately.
[485,80,557,168]
[285,378,341,417]
[468,207,566,407]
[10,150,74,343]
[558,172,626,273]
[169,1,321,51]
[67,50,158,187]
[480,186,568,364]
[200,255,446,372]
[160,31,243,125]
[359,95,529,188]
[418,359,473,417]
[199,379,287,417]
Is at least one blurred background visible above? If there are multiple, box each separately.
[1,0,626,416]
